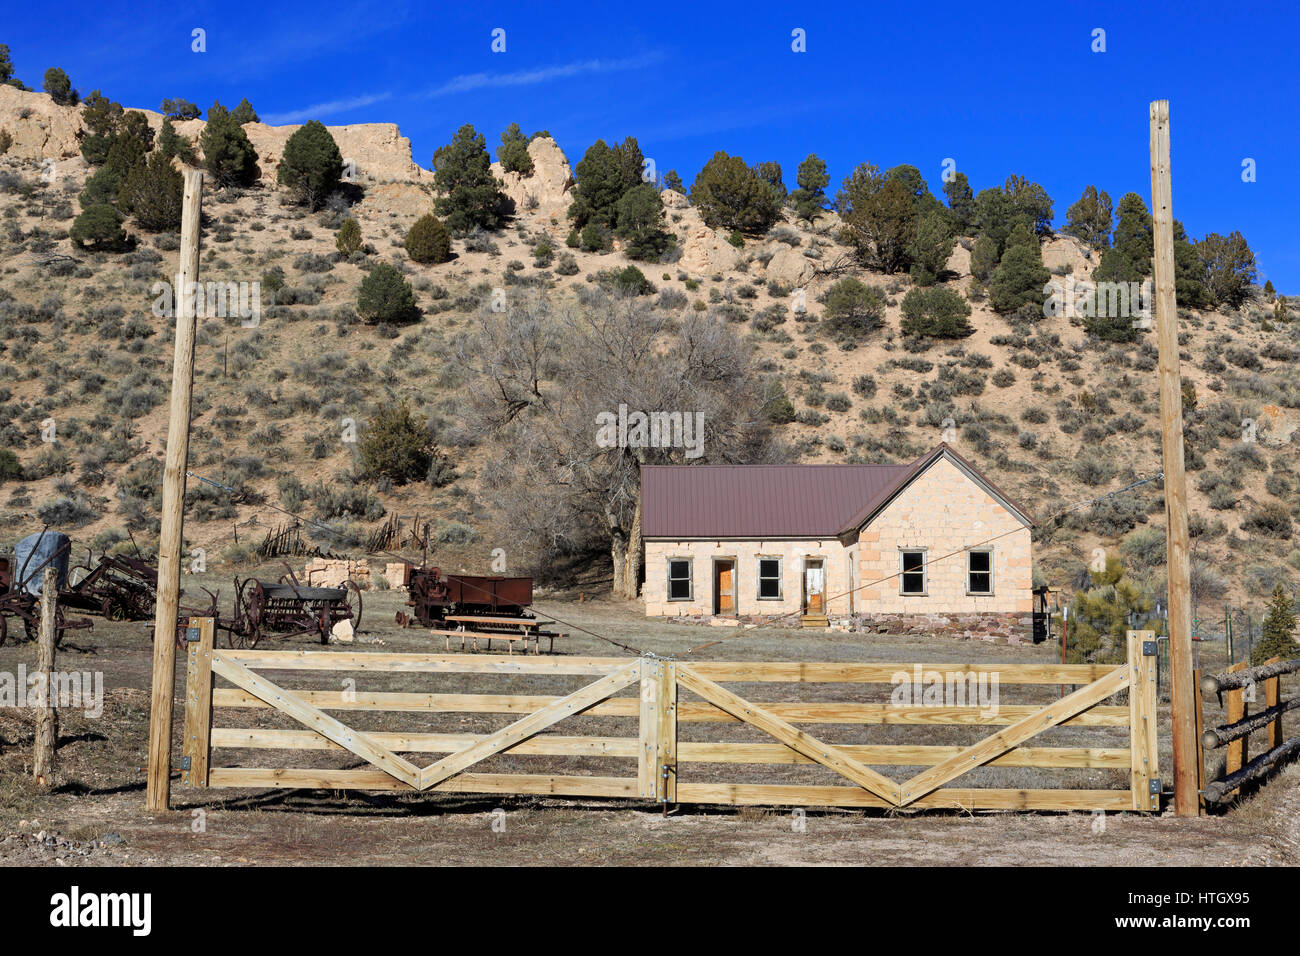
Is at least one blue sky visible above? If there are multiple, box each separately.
[6,0,1298,291]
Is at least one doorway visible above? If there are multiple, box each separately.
[713,559,736,615]
[802,558,825,615]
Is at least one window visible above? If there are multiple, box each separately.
[967,549,993,594]
[900,550,926,595]
[667,559,692,601]
[758,558,782,599]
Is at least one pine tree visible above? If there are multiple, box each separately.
[80,91,123,166]
[839,164,915,274]
[160,98,201,120]
[43,66,76,105]
[404,213,451,264]
[569,138,642,229]
[615,183,670,261]
[0,45,13,84]
[942,171,975,234]
[907,210,956,285]
[157,118,197,164]
[1003,173,1054,236]
[1253,585,1298,664]
[790,154,829,224]
[1093,192,1152,285]
[432,124,508,234]
[230,98,259,124]
[662,169,685,194]
[1063,185,1113,250]
[498,123,534,176]
[988,223,1049,317]
[969,234,1000,282]
[1197,231,1257,309]
[200,102,259,187]
[277,119,342,209]
[359,401,434,485]
[690,151,783,235]
[119,151,184,231]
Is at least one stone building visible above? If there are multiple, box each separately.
[640,444,1035,636]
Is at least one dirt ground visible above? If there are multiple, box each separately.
[1,575,1296,867]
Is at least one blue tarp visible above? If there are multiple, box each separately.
[12,531,71,596]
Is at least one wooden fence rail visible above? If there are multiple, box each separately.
[1199,655,1300,803]
[174,621,1160,813]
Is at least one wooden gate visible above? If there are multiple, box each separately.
[179,621,1158,812]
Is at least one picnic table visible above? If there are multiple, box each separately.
[433,614,564,654]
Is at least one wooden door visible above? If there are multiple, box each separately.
[804,561,824,615]
[715,561,735,615]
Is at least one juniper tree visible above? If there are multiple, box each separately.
[942,171,975,234]
[230,98,259,124]
[988,222,1049,317]
[615,183,671,261]
[432,124,508,234]
[1197,231,1257,309]
[838,163,915,273]
[200,102,259,187]
[690,151,783,235]
[907,210,956,285]
[790,153,829,224]
[900,286,973,338]
[120,151,184,231]
[160,98,201,120]
[1063,185,1113,250]
[356,263,419,323]
[404,213,451,264]
[43,67,76,105]
[335,218,362,256]
[277,119,342,209]
[80,91,124,165]
[498,122,534,176]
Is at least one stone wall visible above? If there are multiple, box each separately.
[855,456,1033,615]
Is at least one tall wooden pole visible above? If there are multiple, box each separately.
[146,169,203,812]
[33,566,58,788]
[1148,101,1198,816]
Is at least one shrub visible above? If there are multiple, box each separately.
[277,119,343,209]
[1242,502,1293,538]
[405,214,452,264]
[498,123,534,175]
[119,151,183,231]
[37,494,99,528]
[359,401,435,485]
[580,221,608,252]
[335,218,362,255]
[613,265,652,296]
[899,286,973,338]
[851,374,877,398]
[822,278,886,339]
[356,263,419,324]
[615,183,670,260]
[70,204,129,251]
[0,448,21,483]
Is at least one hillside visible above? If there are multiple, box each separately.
[0,85,1296,622]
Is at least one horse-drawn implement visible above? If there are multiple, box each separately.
[222,566,362,648]
[0,532,94,647]
[396,566,557,653]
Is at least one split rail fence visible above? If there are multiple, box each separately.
[1197,655,1300,805]
[177,620,1159,812]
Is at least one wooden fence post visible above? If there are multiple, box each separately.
[147,168,204,812]
[638,657,659,799]
[1149,100,1198,817]
[1127,631,1159,810]
[1224,660,1248,776]
[33,566,58,788]
[1193,667,1205,813]
[181,617,215,787]
[657,662,677,805]
[1264,656,1282,750]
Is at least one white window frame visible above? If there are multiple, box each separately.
[966,548,994,595]
[667,558,693,602]
[899,549,927,596]
[756,556,783,601]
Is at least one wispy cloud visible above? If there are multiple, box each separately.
[423,51,664,99]
[263,92,393,126]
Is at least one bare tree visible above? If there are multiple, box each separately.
[460,288,781,597]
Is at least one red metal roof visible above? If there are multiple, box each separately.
[641,462,913,539]
[640,444,1034,539]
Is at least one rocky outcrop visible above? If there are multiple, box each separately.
[0,85,432,185]
[680,222,741,276]
[1042,234,1096,279]
[490,135,573,219]
[764,245,815,288]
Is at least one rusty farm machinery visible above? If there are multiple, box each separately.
[221,565,363,648]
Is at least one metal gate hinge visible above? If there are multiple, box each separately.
[185,627,201,643]
[1148,779,1160,795]
[178,756,192,771]
[1142,640,1158,656]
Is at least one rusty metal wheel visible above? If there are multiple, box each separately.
[342,579,363,634]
